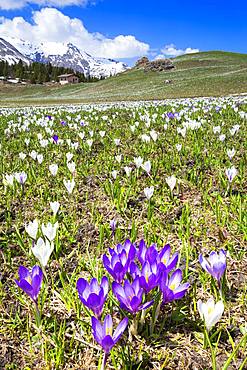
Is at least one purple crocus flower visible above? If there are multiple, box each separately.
[160,269,190,304]
[137,241,178,272]
[112,277,153,314]
[52,135,59,143]
[110,219,117,235]
[76,276,108,318]
[103,240,136,283]
[130,260,163,293]
[199,250,226,283]
[15,265,43,304]
[137,239,158,265]
[92,314,128,353]
[167,112,175,119]
[158,244,179,272]
[60,121,67,126]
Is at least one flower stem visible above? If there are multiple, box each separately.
[129,315,138,341]
[100,352,108,370]
[35,303,41,328]
[150,300,161,335]
[204,327,216,370]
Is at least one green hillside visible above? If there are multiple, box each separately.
[0,51,247,106]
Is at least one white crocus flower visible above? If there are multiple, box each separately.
[227,148,235,160]
[134,156,143,168]
[19,152,26,160]
[144,186,154,200]
[114,139,120,146]
[141,134,151,143]
[25,219,39,240]
[111,170,118,179]
[166,175,177,191]
[24,138,30,146]
[197,298,224,332]
[63,178,75,194]
[115,155,122,163]
[3,174,14,186]
[99,130,106,138]
[124,166,132,177]
[86,139,93,148]
[66,152,73,162]
[150,130,158,142]
[177,127,186,138]
[225,166,238,182]
[219,134,226,142]
[32,237,54,267]
[176,144,182,152]
[142,160,151,174]
[41,221,59,242]
[50,201,60,216]
[229,125,240,136]
[67,161,76,173]
[213,126,221,134]
[49,164,58,176]
[78,132,85,140]
[15,172,27,184]
[30,150,37,160]
[37,154,43,164]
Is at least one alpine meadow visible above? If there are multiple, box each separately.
[0,1,246,370]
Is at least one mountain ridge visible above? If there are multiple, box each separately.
[0,36,128,78]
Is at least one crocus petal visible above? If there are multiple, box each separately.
[130,296,142,313]
[166,252,179,272]
[77,278,90,299]
[103,314,113,336]
[161,286,174,304]
[112,282,125,299]
[197,300,204,320]
[101,335,115,353]
[90,278,100,294]
[87,293,101,309]
[159,244,171,264]
[140,300,154,311]
[173,283,190,300]
[31,272,43,298]
[91,316,103,344]
[101,276,109,296]
[31,265,42,278]
[206,301,224,330]
[124,279,134,299]
[102,254,110,268]
[18,266,30,280]
[199,254,211,272]
[17,279,34,299]
[112,317,128,343]
[169,269,182,289]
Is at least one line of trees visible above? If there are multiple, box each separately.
[0,60,103,84]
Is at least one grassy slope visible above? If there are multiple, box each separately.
[0,51,247,106]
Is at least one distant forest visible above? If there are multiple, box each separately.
[0,59,103,83]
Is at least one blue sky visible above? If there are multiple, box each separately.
[0,0,246,64]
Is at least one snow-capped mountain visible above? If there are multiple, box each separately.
[3,37,128,78]
[0,38,31,66]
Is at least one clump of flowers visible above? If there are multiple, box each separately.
[75,239,190,369]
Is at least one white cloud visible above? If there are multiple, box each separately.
[0,0,90,10]
[159,44,199,58]
[0,8,150,58]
